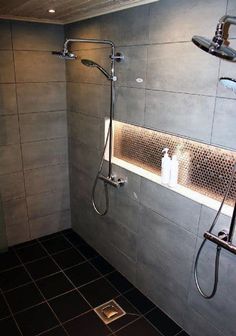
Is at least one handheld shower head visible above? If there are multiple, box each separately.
[52,50,77,60]
[81,58,111,80]
[220,77,236,93]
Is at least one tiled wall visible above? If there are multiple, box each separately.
[0,20,71,246]
[66,1,236,336]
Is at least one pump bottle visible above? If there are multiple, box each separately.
[161,148,171,185]
[169,154,179,187]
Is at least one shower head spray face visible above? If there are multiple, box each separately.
[81,58,111,79]
[220,77,236,93]
[52,50,77,60]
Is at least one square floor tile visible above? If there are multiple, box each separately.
[0,317,21,335]
[0,249,20,272]
[145,308,182,336]
[5,283,43,313]
[76,243,99,259]
[14,240,38,249]
[41,326,67,335]
[36,272,74,299]
[0,266,31,291]
[0,294,10,319]
[15,303,58,336]
[65,262,100,287]
[52,248,85,270]
[16,243,47,263]
[41,236,72,254]
[49,290,90,323]
[115,317,162,336]
[178,332,190,336]
[63,230,86,246]
[80,278,119,307]
[39,232,62,242]
[90,256,115,275]
[25,257,60,280]
[106,271,134,293]
[124,288,155,314]
[64,311,110,336]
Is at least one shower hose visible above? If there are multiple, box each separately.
[194,162,236,299]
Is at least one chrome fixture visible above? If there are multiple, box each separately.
[220,77,236,93]
[52,38,126,216]
[192,15,236,61]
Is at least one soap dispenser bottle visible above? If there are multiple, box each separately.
[161,148,171,185]
[169,154,179,188]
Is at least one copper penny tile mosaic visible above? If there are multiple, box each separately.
[113,121,236,206]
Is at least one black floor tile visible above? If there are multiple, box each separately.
[36,272,74,299]
[0,266,31,291]
[49,290,90,323]
[0,317,21,335]
[109,296,140,332]
[14,239,38,249]
[90,256,115,275]
[39,232,62,242]
[64,311,110,336]
[65,262,100,287]
[115,317,163,336]
[145,308,182,336]
[177,332,190,336]
[5,283,43,313]
[41,326,67,336]
[52,248,85,270]
[16,243,47,263]
[25,257,60,280]
[0,294,10,319]
[15,303,58,336]
[63,230,86,246]
[106,271,134,293]
[124,288,155,314]
[41,236,72,254]
[80,277,119,307]
[76,243,99,259]
[0,249,20,272]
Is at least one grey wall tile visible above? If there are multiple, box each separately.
[0,115,20,145]
[149,0,227,43]
[6,222,30,246]
[22,138,68,170]
[3,198,28,228]
[0,20,12,50]
[140,178,201,234]
[70,166,94,202]
[0,84,17,115]
[27,190,70,219]
[227,1,236,39]
[17,83,67,113]
[0,172,25,201]
[30,210,71,239]
[14,51,65,82]
[25,163,69,196]
[19,111,67,143]
[211,98,236,150]
[115,87,145,126]
[145,90,215,142]
[0,145,22,175]
[146,42,219,96]
[12,21,64,51]
[0,51,15,83]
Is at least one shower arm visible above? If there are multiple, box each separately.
[212,15,236,49]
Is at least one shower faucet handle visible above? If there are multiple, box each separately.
[99,174,126,188]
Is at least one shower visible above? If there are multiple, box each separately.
[192,15,236,299]
[53,38,126,216]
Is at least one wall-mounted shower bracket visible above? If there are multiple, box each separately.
[98,174,126,188]
[110,52,125,63]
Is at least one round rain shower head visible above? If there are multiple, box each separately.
[219,77,236,93]
[52,51,77,60]
[192,36,236,62]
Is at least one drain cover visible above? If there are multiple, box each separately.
[94,300,126,324]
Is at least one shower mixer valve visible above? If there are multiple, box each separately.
[98,174,126,188]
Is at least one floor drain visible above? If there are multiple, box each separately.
[94,299,126,324]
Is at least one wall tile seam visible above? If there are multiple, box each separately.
[69,110,105,121]
[21,161,69,173]
[144,87,219,99]
[1,193,26,203]
[25,184,70,198]
[20,135,68,145]
[28,208,71,221]
[106,213,140,237]
[18,109,67,115]
[0,81,66,84]
[70,138,102,153]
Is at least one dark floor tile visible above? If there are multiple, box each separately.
[63,230,86,246]
[16,243,47,263]
[36,272,73,299]
[39,232,62,242]
[80,277,119,307]
[52,248,85,270]
[0,294,10,319]
[115,317,162,336]
[177,332,190,336]
[0,266,31,291]
[65,262,100,287]
[0,317,21,335]
[146,308,182,336]
[41,236,72,254]
[64,311,110,336]
[0,249,20,272]
[14,239,38,250]
[109,296,140,332]
[106,271,134,293]
[76,243,99,259]
[124,288,155,314]
[49,290,90,323]
[5,283,43,313]
[41,326,67,335]
[90,256,115,275]
[15,303,58,336]
[25,257,60,280]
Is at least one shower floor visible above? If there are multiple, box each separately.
[0,229,189,336]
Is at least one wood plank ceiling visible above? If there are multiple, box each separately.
[0,0,158,24]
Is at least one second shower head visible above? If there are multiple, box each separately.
[81,58,112,80]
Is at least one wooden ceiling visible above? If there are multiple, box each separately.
[0,0,158,24]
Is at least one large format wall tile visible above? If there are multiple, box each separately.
[0,115,20,145]
[0,20,12,50]
[0,84,17,115]
[3,198,28,233]
[227,0,236,39]
[0,145,22,175]
[0,51,15,83]
[0,172,25,201]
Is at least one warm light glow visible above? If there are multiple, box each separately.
[48,9,56,13]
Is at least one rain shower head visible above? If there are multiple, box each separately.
[220,77,236,93]
[52,50,77,60]
[81,58,111,80]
